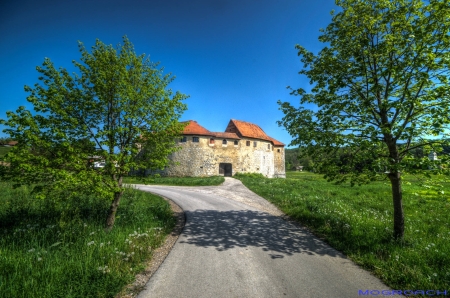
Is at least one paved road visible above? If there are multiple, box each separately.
[134,178,388,298]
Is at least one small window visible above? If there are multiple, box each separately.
[246,141,250,146]
[277,148,280,153]
[210,138,215,144]
[193,137,199,142]
[253,141,257,147]
[267,144,270,149]
[222,139,227,145]
[180,136,187,142]
[234,140,239,145]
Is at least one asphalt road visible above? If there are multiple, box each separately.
[134,179,388,298]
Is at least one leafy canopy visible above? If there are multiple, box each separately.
[279,0,450,184]
[0,36,188,200]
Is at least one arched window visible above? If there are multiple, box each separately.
[210,138,215,144]
[222,139,227,145]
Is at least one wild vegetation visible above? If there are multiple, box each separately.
[234,172,450,290]
[0,181,175,297]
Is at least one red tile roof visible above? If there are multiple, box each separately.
[225,119,284,146]
[182,120,215,136]
[267,136,284,147]
[213,132,240,139]
[181,119,284,146]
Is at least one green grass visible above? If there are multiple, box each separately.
[123,175,225,186]
[0,181,176,298]
[234,171,450,291]
[0,146,11,158]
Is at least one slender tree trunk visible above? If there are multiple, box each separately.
[388,171,404,240]
[384,133,404,240]
[105,191,123,231]
[105,176,123,231]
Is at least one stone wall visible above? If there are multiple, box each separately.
[273,146,286,178]
[161,135,285,178]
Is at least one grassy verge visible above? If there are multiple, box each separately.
[0,181,175,298]
[234,172,450,291]
[123,175,225,186]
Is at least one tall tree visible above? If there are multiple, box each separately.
[278,0,450,239]
[0,36,188,231]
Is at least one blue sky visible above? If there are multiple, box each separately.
[0,0,338,147]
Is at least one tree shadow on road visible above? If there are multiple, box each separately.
[178,209,344,259]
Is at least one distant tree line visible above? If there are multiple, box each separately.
[285,148,314,171]
[286,140,450,173]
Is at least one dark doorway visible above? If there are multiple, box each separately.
[219,163,232,177]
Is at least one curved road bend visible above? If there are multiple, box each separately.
[134,178,388,298]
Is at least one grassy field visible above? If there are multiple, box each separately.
[235,171,450,291]
[123,175,225,186]
[0,181,176,297]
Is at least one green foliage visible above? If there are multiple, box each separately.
[0,36,187,229]
[279,0,450,181]
[285,147,314,171]
[278,0,450,238]
[0,146,11,158]
[123,175,225,186]
[0,181,175,297]
[235,173,450,290]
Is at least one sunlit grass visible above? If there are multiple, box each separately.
[123,175,225,186]
[235,171,450,290]
[0,181,175,297]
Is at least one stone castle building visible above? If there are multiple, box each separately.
[164,119,285,178]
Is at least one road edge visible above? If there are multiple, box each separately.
[116,191,186,298]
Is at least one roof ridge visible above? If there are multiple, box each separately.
[231,118,265,130]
